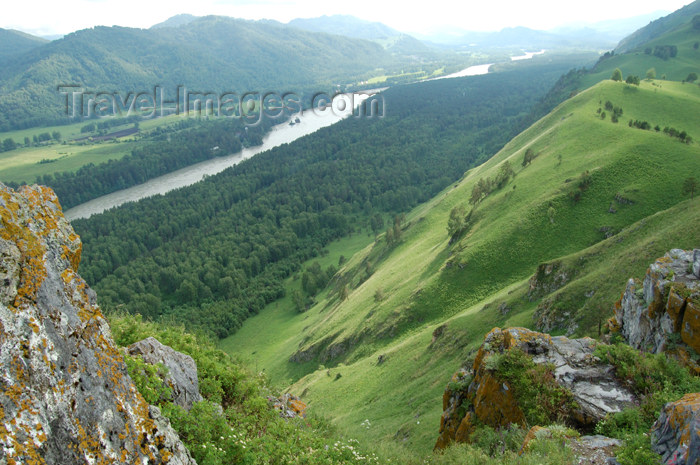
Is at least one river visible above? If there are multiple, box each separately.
[65,51,545,220]
[65,93,372,220]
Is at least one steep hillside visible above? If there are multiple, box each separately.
[223,78,700,455]
[581,2,700,86]
[615,0,700,53]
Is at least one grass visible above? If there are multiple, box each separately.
[582,20,700,87]
[219,230,377,383]
[220,77,700,455]
[0,141,137,183]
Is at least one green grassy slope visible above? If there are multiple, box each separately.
[582,14,700,86]
[222,79,700,457]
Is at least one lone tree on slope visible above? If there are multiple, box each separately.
[683,177,698,200]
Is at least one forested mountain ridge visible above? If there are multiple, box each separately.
[0,16,400,130]
[0,28,47,61]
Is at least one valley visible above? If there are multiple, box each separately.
[1,3,700,465]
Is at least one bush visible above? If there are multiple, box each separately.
[494,348,578,426]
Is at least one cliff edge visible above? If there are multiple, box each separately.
[0,183,195,464]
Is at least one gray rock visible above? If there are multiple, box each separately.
[612,249,700,354]
[436,327,637,449]
[651,393,700,465]
[0,183,196,465]
[128,337,202,410]
[578,435,623,449]
[694,249,700,279]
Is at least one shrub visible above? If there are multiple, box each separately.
[494,348,578,426]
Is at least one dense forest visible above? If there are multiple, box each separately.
[73,62,578,338]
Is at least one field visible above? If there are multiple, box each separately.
[0,114,195,184]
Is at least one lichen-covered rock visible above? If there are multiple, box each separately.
[127,337,203,411]
[651,393,700,465]
[435,327,636,450]
[610,249,700,355]
[528,261,571,301]
[268,393,307,419]
[0,184,196,465]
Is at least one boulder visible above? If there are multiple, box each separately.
[520,426,621,464]
[0,184,196,465]
[435,327,636,449]
[268,393,307,419]
[127,336,203,410]
[610,249,700,356]
[651,393,700,465]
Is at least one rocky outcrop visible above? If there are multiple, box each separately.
[529,260,579,334]
[609,249,700,360]
[127,337,203,411]
[651,393,700,465]
[268,393,307,419]
[528,261,571,301]
[435,327,636,450]
[520,426,621,464]
[0,184,196,465]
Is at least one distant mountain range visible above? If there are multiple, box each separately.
[415,11,670,49]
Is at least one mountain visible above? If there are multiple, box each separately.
[574,0,700,87]
[616,0,700,53]
[550,11,670,45]
[0,16,393,130]
[0,28,47,61]
[288,14,434,56]
[288,14,400,40]
[150,13,199,29]
[418,11,671,51]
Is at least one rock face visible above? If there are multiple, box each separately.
[128,337,203,410]
[0,184,196,465]
[651,393,700,465]
[435,327,636,450]
[610,249,700,359]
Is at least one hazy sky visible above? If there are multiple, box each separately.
[3,0,694,37]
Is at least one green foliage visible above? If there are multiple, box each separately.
[521,147,535,167]
[594,342,700,443]
[123,354,172,405]
[611,68,623,82]
[646,68,656,80]
[683,176,698,199]
[494,348,577,426]
[447,205,467,239]
[625,75,641,86]
[470,424,526,457]
[686,72,698,83]
[112,314,383,465]
[614,433,660,465]
[652,45,678,60]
